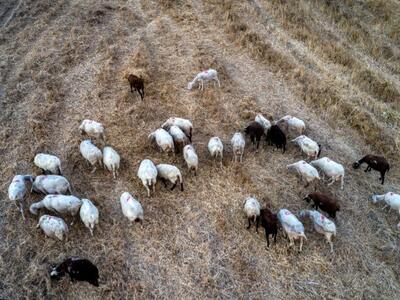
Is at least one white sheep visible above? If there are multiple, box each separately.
[243,197,261,230]
[156,164,184,191]
[162,117,193,142]
[34,153,62,175]
[255,114,271,134]
[183,144,199,176]
[291,135,321,160]
[148,128,175,154]
[310,157,345,189]
[372,192,400,216]
[103,146,120,179]
[168,125,189,153]
[79,119,105,141]
[231,132,245,163]
[137,159,158,197]
[80,198,99,236]
[208,137,223,166]
[187,69,220,91]
[37,215,68,241]
[8,175,34,220]
[32,175,72,195]
[276,115,306,137]
[120,192,144,224]
[277,209,307,252]
[299,209,336,253]
[286,160,320,188]
[80,140,103,173]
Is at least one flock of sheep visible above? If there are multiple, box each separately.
[7,68,396,286]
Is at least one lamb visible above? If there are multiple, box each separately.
[254,114,271,134]
[50,257,99,287]
[32,175,72,195]
[183,144,198,176]
[120,192,144,224]
[208,137,224,166]
[187,68,220,91]
[303,192,340,218]
[291,135,321,160]
[156,164,184,191]
[168,125,189,153]
[299,210,337,253]
[37,215,68,241]
[310,157,345,189]
[126,74,144,100]
[79,119,106,141]
[8,175,34,220]
[256,208,278,248]
[266,125,286,153]
[276,115,306,137]
[286,160,320,188]
[137,159,158,197]
[243,197,261,230]
[244,121,264,150]
[162,117,193,142]
[277,209,307,252]
[372,192,400,216]
[80,199,99,236]
[231,132,245,163]
[353,154,390,185]
[80,140,103,173]
[103,146,120,179]
[34,153,62,175]
[148,128,175,154]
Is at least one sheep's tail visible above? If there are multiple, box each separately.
[68,182,75,195]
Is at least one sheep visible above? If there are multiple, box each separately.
[291,135,321,160]
[231,132,245,163]
[126,74,144,100]
[243,197,261,230]
[286,160,320,188]
[50,257,99,287]
[34,153,62,175]
[32,175,72,195]
[8,175,34,220]
[303,192,340,219]
[310,157,345,189]
[80,140,103,173]
[244,121,264,150]
[148,128,175,154]
[168,125,189,153]
[266,125,286,153]
[37,215,68,241]
[255,114,271,135]
[120,192,144,224]
[103,146,120,179]
[156,164,184,191]
[372,192,400,216]
[299,210,337,253]
[162,117,193,142]
[183,144,198,176]
[277,209,307,252]
[187,69,220,91]
[137,159,158,197]
[256,208,278,248]
[79,119,105,141]
[80,199,99,236]
[208,137,223,166]
[353,154,390,185]
[276,115,306,137]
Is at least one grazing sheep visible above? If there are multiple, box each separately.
[156,164,184,191]
[353,155,390,185]
[266,125,286,153]
[310,157,345,189]
[126,74,144,100]
[8,175,34,220]
[257,208,278,248]
[34,153,62,175]
[299,210,337,253]
[80,199,99,236]
[168,125,189,153]
[291,135,321,160]
[162,117,193,142]
[231,132,245,163]
[183,144,198,176]
[79,119,105,141]
[276,115,306,137]
[32,175,72,195]
[80,140,103,173]
[137,159,158,197]
[208,137,224,166]
[255,114,271,135]
[120,192,144,224]
[372,192,400,216]
[286,160,320,188]
[277,209,307,252]
[50,257,99,287]
[148,128,175,154]
[243,197,261,230]
[303,192,340,219]
[187,69,220,91]
[37,215,68,241]
[244,121,264,150]
[103,146,120,179]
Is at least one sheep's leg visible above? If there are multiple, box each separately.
[380,171,385,184]
[91,166,97,174]
[326,234,333,253]
[19,201,25,220]
[381,204,388,210]
[327,177,335,186]
[247,218,251,229]
[152,182,156,193]
[299,236,304,252]
[240,152,243,163]
[170,181,177,191]
[273,233,277,244]
[145,185,151,197]
[266,232,270,248]
[256,217,259,233]
[340,175,344,189]
[216,77,221,87]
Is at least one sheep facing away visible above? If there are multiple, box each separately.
[137,159,158,197]
[254,114,271,135]
[120,192,144,224]
[168,125,189,153]
[266,125,286,153]
[80,140,103,173]
[183,144,198,176]
[310,157,345,189]
[372,192,400,217]
[353,154,390,185]
[126,74,144,100]
[80,199,99,236]
[243,197,261,230]
[277,209,307,252]
[257,208,278,248]
[148,128,175,154]
[8,175,34,220]
[50,257,99,287]
[244,121,264,150]
[276,115,306,137]
[156,164,184,191]
[34,153,62,175]
[286,160,320,188]
[187,69,220,91]
[231,132,245,163]
[79,119,105,141]
[103,146,120,179]
[37,215,68,241]
[303,192,340,219]
[162,117,193,142]
[291,135,321,160]
[208,137,224,166]
[31,175,72,195]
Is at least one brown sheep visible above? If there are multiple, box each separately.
[256,208,278,248]
[352,154,390,185]
[126,74,144,100]
[303,192,340,219]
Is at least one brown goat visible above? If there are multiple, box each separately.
[256,208,278,247]
[127,74,144,100]
[244,121,265,150]
[303,192,340,219]
[352,154,390,185]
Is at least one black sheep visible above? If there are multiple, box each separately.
[352,154,390,184]
[50,257,99,287]
[244,121,265,150]
[257,208,278,247]
[266,125,286,153]
[127,74,145,100]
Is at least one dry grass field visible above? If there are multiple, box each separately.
[1,0,400,298]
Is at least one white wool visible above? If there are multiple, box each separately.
[255,114,271,134]
[187,69,221,91]
[156,164,183,185]
[277,115,306,136]
[79,119,105,141]
[137,159,158,197]
[310,157,345,189]
[80,198,99,236]
[148,128,175,153]
[208,137,224,161]
[30,195,82,216]
[103,146,120,179]
[286,160,320,184]
[243,197,261,219]
[120,192,144,223]
[278,209,307,252]
[291,135,320,159]
[231,132,245,163]
[169,125,188,143]
[8,175,33,219]
[80,140,103,171]
[183,144,198,175]
[372,192,400,213]
[162,117,193,140]
[37,215,68,241]
[34,154,62,174]
[32,175,72,195]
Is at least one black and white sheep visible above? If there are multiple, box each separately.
[50,257,99,287]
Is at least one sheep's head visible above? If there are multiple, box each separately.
[187,81,194,90]
[352,162,360,169]
[299,210,307,219]
[29,203,39,215]
[50,262,67,280]
[371,195,378,203]
[303,194,311,203]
